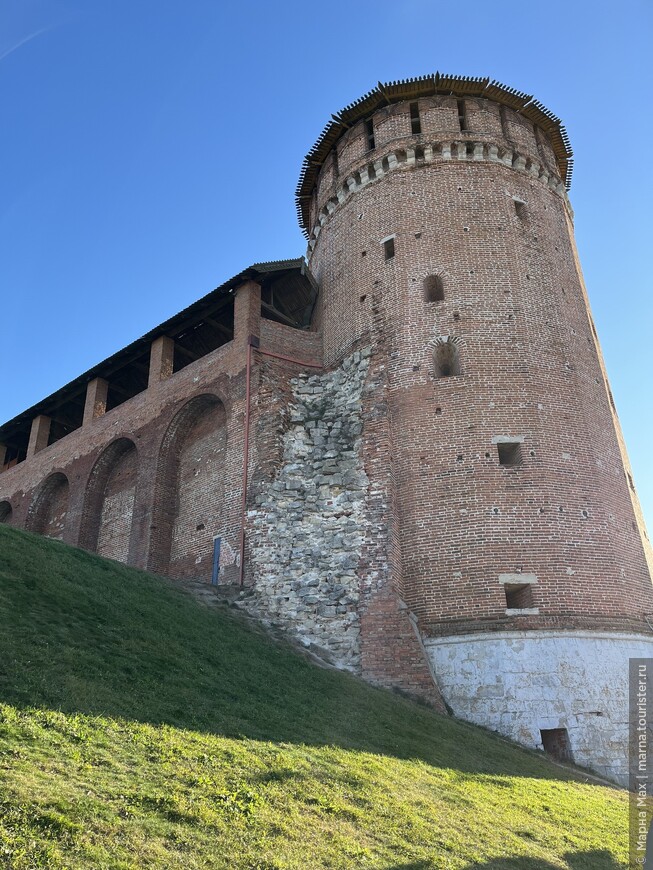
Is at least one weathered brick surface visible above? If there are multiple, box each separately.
[308,96,653,640]
[26,472,69,541]
[96,441,137,563]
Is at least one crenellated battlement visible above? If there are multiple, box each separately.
[296,76,573,237]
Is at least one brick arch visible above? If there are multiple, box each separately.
[423,273,445,303]
[0,500,13,524]
[148,394,227,579]
[26,472,69,539]
[427,335,463,378]
[80,437,138,563]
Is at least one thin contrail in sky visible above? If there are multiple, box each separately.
[0,26,53,63]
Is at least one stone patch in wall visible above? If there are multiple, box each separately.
[247,349,371,670]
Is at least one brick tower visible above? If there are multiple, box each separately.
[296,74,653,783]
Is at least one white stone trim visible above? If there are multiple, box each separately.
[499,572,537,584]
[492,434,525,444]
[505,607,539,615]
[308,136,571,245]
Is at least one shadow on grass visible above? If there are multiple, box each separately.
[0,526,618,784]
[457,850,623,869]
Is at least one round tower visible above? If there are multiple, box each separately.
[297,74,653,783]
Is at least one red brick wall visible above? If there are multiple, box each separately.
[168,400,227,580]
[3,90,650,709]
[0,308,252,580]
[96,441,137,563]
[0,289,324,594]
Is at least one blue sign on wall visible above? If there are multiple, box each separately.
[211,537,221,586]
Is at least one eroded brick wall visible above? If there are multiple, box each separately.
[27,473,69,541]
[169,401,227,579]
[97,443,137,563]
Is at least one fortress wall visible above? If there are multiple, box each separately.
[3,76,653,776]
[96,440,138,563]
[0,285,323,587]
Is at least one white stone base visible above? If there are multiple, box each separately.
[423,629,653,785]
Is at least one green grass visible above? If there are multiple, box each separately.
[0,524,629,868]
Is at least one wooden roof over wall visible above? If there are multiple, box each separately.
[0,259,316,444]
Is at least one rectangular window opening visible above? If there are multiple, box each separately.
[497,442,522,467]
[540,728,573,763]
[383,237,395,260]
[504,583,534,609]
[410,101,421,135]
[365,118,375,151]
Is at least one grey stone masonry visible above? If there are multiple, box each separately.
[247,349,371,669]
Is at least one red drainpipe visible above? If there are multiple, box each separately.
[239,336,322,586]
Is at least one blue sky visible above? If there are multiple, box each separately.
[2,0,652,533]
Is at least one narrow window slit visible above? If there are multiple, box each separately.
[424,275,444,302]
[410,101,421,135]
[383,237,395,260]
[457,99,467,131]
[514,199,527,220]
[433,341,460,378]
[365,118,375,151]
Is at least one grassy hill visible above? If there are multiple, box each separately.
[0,524,629,869]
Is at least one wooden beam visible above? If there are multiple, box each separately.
[48,414,82,431]
[203,316,234,338]
[170,295,234,338]
[174,344,202,362]
[108,383,138,399]
[261,301,301,329]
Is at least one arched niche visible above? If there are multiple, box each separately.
[424,274,445,303]
[26,472,69,540]
[0,500,13,525]
[80,438,138,563]
[149,394,227,579]
[432,337,462,378]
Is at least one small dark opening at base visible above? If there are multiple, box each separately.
[540,728,573,763]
